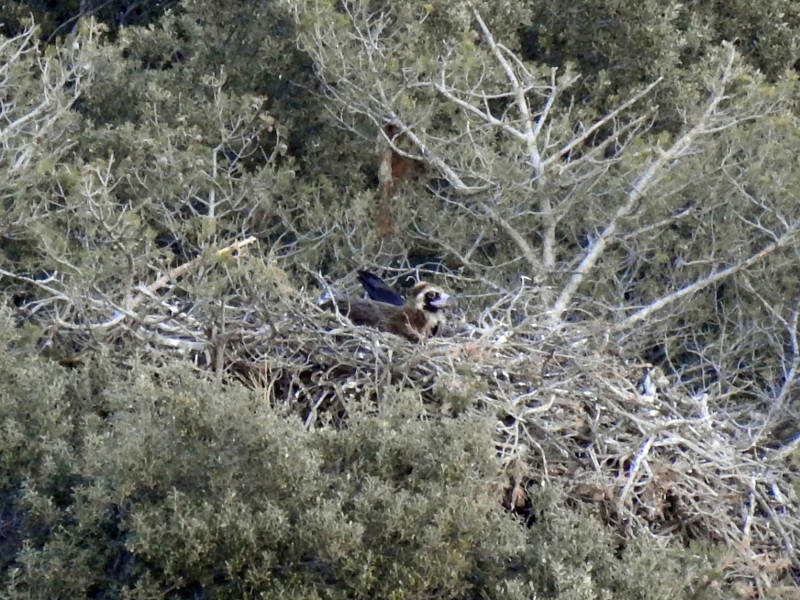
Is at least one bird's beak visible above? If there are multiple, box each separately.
[431,292,452,308]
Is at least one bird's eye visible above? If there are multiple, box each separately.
[426,291,437,300]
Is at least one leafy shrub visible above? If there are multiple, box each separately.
[0,308,728,599]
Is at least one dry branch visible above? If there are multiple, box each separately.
[7,237,799,588]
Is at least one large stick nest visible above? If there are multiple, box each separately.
[16,240,800,593]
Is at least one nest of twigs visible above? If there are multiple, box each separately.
[20,239,800,594]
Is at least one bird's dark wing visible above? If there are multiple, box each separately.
[356,270,405,306]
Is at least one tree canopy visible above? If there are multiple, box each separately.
[2,0,800,597]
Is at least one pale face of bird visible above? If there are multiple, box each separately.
[410,283,451,312]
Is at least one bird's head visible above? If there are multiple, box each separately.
[411,282,451,313]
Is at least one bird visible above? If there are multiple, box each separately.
[325,271,451,342]
[356,270,405,306]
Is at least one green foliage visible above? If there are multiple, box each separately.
[522,0,694,116]
[522,487,726,600]
[521,0,800,114]
[0,310,728,599]
[0,0,178,38]
[0,312,512,598]
[0,15,335,308]
[0,4,390,290]
[2,3,799,596]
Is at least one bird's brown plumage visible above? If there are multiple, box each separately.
[330,280,450,342]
